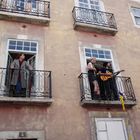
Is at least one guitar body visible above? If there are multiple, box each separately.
[100,71,112,81]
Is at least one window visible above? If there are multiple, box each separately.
[131,7,140,26]
[8,39,37,53]
[95,118,128,140]
[85,48,111,59]
[77,0,101,10]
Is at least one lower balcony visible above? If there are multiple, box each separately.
[78,73,136,107]
[72,7,118,35]
[0,0,50,25]
[0,68,52,106]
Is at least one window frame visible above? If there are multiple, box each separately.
[130,6,140,28]
[84,46,115,72]
[74,0,105,11]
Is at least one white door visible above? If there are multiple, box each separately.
[96,119,128,140]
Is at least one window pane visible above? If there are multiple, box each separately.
[132,8,140,17]
[31,47,37,51]
[105,51,110,55]
[135,17,140,25]
[24,47,30,51]
[9,41,16,45]
[85,48,91,53]
[92,49,97,54]
[92,53,98,58]
[24,42,30,47]
[31,42,37,47]
[17,41,23,46]
[86,53,92,57]
[99,55,105,58]
[105,55,111,59]
[98,50,104,55]
[9,45,16,50]
[17,46,22,50]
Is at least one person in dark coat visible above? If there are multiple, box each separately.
[99,62,118,100]
[10,53,32,97]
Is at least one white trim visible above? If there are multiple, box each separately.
[5,39,39,70]
[95,118,128,140]
[130,6,140,28]
[79,44,116,73]
[74,0,105,11]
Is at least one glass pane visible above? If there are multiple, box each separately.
[92,53,98,58]
[31,47,37,51]
[99,55,105,58]
[24,47,30,51]
[32,0,36,8]
[31,42,37,47]
[135,17,140,25]
[9,40,16,45]
[85,48,91,53]
[98,50,104,55]
[105,51,110,55]
[17,41,23,46]
[92,49,97,54]
[132,8,140,17]
[17,46,22,50]
[9,45,16,50]
[24,42,30,47]
[105,55,111,59]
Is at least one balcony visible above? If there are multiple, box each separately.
[72,7,117,35]
[0,0,50,25]
[0,68,52,105]
[78,73,136,107]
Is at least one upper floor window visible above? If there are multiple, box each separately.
[131,7,140,26]
[78,0,101,10]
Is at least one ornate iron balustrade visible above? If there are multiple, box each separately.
[72,6,117,29]
[78,73,136,102]
[0,0,50,18]
[0,68,52,98]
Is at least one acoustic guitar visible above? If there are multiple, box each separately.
[100,70,124,81]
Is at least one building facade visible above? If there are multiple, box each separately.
[0,0,140,140]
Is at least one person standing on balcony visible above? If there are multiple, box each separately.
[99,62,118,100]
[87,57,100,100]
[10,53,32,97]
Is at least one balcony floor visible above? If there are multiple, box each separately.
[81,99,136,107]
[74,22,118,35]
[0,96,53,106]
[0,11,50,25]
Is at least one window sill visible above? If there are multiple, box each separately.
[0,96,53,106]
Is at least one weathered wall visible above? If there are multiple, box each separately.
[0,0,140,139]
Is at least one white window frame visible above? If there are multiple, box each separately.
[130,7,140,28]
[95,118,129,140]
[5,39,39,70]
[80,46,116,73]
[74,0,105,11]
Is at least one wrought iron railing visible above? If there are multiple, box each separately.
[0,0,50,18]
[72,6,117,29]
[78,73,136,102]
[0,68,52,98]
